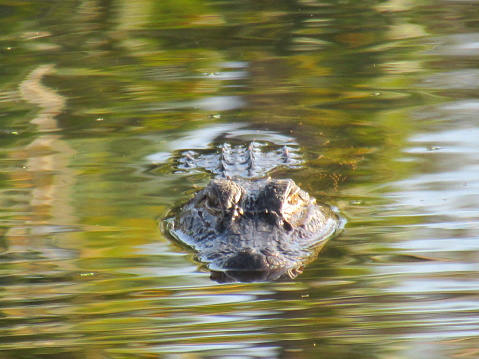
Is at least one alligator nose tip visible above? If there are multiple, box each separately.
[224,248,268,271]
[240,247,255,254]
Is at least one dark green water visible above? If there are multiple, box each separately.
[1,1,479,358]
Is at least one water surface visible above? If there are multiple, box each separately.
[1,1,479,358]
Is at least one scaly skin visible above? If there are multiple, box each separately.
[170,177,341,282]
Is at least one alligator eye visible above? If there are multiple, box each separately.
[282,184,310,225]
[285,185,301,207]
[287,192,299,206]
[205,194,222,215]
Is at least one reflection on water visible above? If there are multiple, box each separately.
[1,0,479,358]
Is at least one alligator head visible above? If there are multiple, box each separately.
[168,177,341,282]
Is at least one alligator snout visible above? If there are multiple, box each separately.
[222,247,288,271]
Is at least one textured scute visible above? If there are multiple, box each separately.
[178,142,302,178]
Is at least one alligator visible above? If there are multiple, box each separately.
[166,142,342,282]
